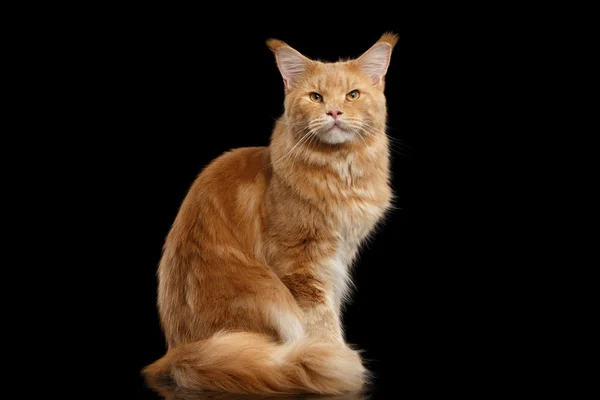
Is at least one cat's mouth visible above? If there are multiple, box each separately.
[318,120,356,145]
[327,119,348,131]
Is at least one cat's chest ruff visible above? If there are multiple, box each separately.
[325,157,389,238]
[333,198,387,249]
[330,153,358,188]
[325,195,389,310]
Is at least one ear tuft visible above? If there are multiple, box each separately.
[266,38,288,53]
[378,32,399,48]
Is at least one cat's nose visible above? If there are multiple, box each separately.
[327,109,343,119]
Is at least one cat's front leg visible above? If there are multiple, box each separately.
[302,302,345,344]
[278,266,345,344]
[265,209,347,343]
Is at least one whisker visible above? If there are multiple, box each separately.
[356,130,370,147]
[277,121,310,126]
[361,119,408,141]
[273,116,329,127]
[267,128,314,167]
[355,121,412,151]
[306,130,320,157]
[343,122,375,148]
[353,126,411,157]
[355,121,388,134]
[290,125,312,137]
[293,131,316,163]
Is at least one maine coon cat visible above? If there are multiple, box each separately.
[143,33,398,395]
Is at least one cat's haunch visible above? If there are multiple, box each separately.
[143,32,398,396]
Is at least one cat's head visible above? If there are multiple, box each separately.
[267,33,398,146]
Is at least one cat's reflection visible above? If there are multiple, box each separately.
[157,386,370,400]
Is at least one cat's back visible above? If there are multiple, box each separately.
[194,146,271,188]
[167,146,272,244]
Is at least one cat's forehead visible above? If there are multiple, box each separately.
[305,61,367,91]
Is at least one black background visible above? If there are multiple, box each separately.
[77,10,514,399]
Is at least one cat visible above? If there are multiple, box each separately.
[143,32,398,395]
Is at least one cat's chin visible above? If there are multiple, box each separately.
[319,127,356,145]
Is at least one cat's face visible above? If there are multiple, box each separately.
[269,34,397,146]
[283,62,387,145]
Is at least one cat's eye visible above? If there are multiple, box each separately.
[309,92,323,102]
[346,90,360,101]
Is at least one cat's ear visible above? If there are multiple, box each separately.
[356,32,399,86]
[267,39,312,89]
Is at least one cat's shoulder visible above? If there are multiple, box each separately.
[199,146,271,181]
[210,146,269,166]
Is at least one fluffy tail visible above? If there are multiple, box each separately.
[142,331,368,395]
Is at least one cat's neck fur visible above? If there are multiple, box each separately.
[269,116,391,205]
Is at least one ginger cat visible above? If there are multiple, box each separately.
[143,33,398,395]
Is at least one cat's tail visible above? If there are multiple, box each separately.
[142,331,368,395]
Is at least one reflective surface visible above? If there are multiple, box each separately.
[150,385,370,400]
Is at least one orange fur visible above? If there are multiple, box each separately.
[377,32,399,47]
[143,33,398,395]
[144,332,365,395]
